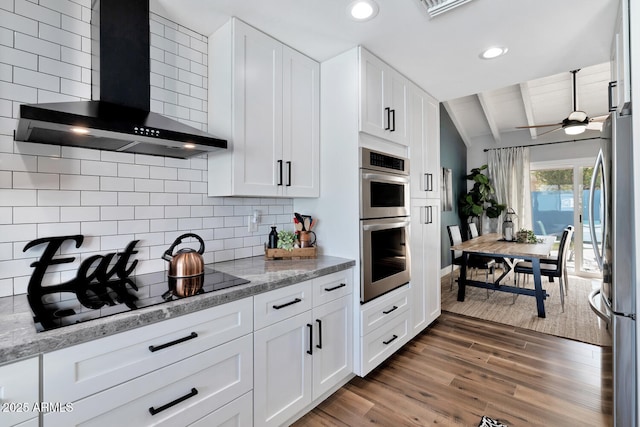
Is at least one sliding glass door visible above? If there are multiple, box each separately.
[530,160,600,277]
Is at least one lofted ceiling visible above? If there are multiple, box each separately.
[151,0,620,147]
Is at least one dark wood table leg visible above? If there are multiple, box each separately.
[456,252,468,301]
[532,258,546,318]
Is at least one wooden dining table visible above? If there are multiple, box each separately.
[451,233,556,318]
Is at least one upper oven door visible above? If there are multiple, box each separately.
[360,169,410,219]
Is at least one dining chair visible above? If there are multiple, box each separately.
[468,222,479,238]
[447,225,496,293]
[513,227,573,312]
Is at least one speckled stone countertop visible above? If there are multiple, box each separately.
[0,255,355,364]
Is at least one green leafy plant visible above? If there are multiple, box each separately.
[277,230,296,251]
[459,165,505,219]
[516,229,543,244]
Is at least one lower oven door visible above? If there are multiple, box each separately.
[360,217,411,303]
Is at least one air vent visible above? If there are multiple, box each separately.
[418,0,474,17]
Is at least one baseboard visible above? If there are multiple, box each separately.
[440,265,459,277]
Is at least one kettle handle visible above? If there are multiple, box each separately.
[162,233,205,261]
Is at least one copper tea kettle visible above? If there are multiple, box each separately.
[162,233,205,297]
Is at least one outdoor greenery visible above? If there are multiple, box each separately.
[459,165,506,220]
[531,167,596,191]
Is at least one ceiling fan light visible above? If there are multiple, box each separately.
[564,123,587,135]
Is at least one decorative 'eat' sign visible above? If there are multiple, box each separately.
[23,235,141,329]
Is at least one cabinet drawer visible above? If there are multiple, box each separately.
[188,391,252,427]
[0,357,39,427]
[254,280,313,330]
[360,310,409,376]
[312,269,353,306]
[43,297,253,404]
[44,334,253,427]
[360,285,409,336]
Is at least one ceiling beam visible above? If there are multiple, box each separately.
[519,82,539,139]
[477,92,501,142]
[443,101,472,147]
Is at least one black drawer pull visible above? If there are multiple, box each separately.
[316,319,323,349]
[383,334,398,345]
[382,305,398,315]
[148,332,198,353]
[384,107,391,130]
[149,388,198,415]
[307,323,313,355]
[325,283,346,292]
[273,298,302,310]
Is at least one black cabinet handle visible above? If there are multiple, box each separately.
[149,388,198,415]
[382,305,398,315]
[608,81,617,112]
[148,332,197,353]
[325,283,346,292]
[286,161,292,187]
[384,107,391,130]
[390,109,396,132]
[316,319,323,349]
[277,160,283,186]
[383,334,398,345]
[307,323,313,355]
[273,298,301,310]
[425,206,433,224]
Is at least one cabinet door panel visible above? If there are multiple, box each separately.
[282,47,320,197]
[389,71,408,145]
[233,21,283,196]
[0,357,39,427]
[254,311,313,427]
[359,49,386,136]
[188,391,252,427]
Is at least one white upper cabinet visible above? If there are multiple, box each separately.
[611,0,631,113]
[359,48,409,145]
[409,82,440,200]
[208,18,319,197]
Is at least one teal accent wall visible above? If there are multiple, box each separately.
[439,104,467,268]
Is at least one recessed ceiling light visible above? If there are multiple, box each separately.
[480,46,508,60]
[348,0,379,21]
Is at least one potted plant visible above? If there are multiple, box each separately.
[458,165,505,233]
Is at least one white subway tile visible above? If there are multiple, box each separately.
[60,174,98,190]
[190,181,207,194]
[234,247,253,259]
[149,19,163,37]
[164,26,190,47]
[13,172,60,190]
[134,205,164,220]
[61,13,89,38]
[178,217,201,230]
[190,205,213,217]
[81,220,117,236]
[81,190,117,206]
[134,232,165,247]
[177,193,201,206]
[15,0,61,27]
[0,223,36,243]
[164,52,190,72]
[164,205,189,218]
[118,192,149,206]
[150,192,176,206]
[0,153,37,173]
[151,13,177,30]
[60,76,89,97]
[61,146,101,160]
[0,170,12,188]
[38,156,80,174]
[0,9,37,36]
[100,150,134,164]
[0,27,12,49]
[16,141,61,157]
[118,220,149,235]
[135,153,165,166]
[134,178,163,192]
[16,32,61,60]
[224,216,244,228]
[39,23,81,50]
[191,61,207,79]
[178,44,203,65]
[150,98,164,114]
[214,205,234,217]
[190,84,207,100]
[177,167,201,182]
[163,76,190,95]
[0,206,11,223]
[13,206,59,223]
[39,56,82,80]
[37,221,80,237]
[134,258,165,275]
[190,37,207,55]
[60,206,99,221]
[202,216,224,229]
[178,68,204,86]
[214,249,234,263]
[150,84,178,103]
[118,163,149,179]
[40,0,83,20]
[163,103,190,120]
[81,159,117,176]
[100,177,134,192]
[213,227,233,240]
[100,206,134,221]
[150,218,177,232]
[0,278,12,297]
[149,166,177,180]
[0,257,34,279]
[0,189,36,206]
[35,88,80,103]
[150,34,177,55]
[100,234,135,251]
[164,180,189,193]
[38,190,80,206]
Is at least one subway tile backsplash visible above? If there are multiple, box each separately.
[0,1,293,296]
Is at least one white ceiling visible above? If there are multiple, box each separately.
[151,0,620,147]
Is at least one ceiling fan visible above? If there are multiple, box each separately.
[517,69,608,136]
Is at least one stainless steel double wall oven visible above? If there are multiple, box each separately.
[359,148,411,303]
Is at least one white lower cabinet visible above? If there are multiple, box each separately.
[0,357,39,427]
[253,269,353,427]
[189,391,252,427]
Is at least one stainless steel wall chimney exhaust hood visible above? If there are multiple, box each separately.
[15,0,227,159]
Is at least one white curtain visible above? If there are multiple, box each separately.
[487,147,532,232]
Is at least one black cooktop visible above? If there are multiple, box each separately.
[29,268,250,332]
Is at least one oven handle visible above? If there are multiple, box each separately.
[361,172,409,184]
[362,220,410,231]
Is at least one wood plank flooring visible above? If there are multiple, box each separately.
[292,312,612,427]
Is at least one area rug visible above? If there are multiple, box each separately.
[441,271,612,346]
[478,416,508,427]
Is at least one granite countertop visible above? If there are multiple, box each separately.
[0,255,355,364]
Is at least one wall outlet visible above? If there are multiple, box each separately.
[248,210,260,232]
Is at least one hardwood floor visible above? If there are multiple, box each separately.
[292,312,612,427]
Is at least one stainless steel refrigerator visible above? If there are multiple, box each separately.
[588,112,636,426]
